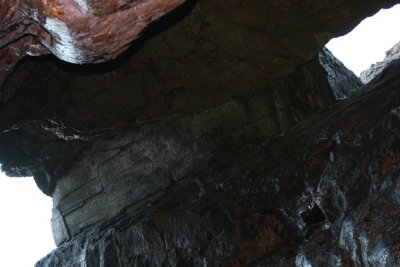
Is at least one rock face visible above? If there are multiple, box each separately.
[0,0,186,85]
[360,41,400,84]
[0,50,336,197]
[37,58,400,266]
[1,0,398,87]
[1,0,400,266]
[46,49,365,246]
[319,47,362,99]
[0,0,397,185]
[49,53,337,246]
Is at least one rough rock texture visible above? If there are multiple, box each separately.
[0,0,186,85]
[1,0,398,87]
[1,0,400,266]
[1,0,398,187]
[37,59,400,266]
[319,47,362,99]
[0,51,336,196]
[360,41,400,84]
[49,53,336,245]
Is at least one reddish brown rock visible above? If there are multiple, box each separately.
[0,0,186,85]
[1,0,398,88]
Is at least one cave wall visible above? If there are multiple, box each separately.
[38,59,400,266]
[1,0,400,266]
[1,0,395,189]
[50,53,337,246]
[319,47,362,99]
[1,0,397,89]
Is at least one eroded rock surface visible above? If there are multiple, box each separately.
[360,41,400,84]
[37,59,400,266]
[1,1,400,266]
[0,0,186,86]
[319,47,362,99]
[49,53,336,245]
[0,50,337,197]
[1,0,398,87]
[1,0,398,185]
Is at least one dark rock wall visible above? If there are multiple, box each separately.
[1,0,397,87]
[319,47,362,99]
[1,0,400,266]
[0,0,398,184]
[50,53,336,245]
[37,59,400,266]
[0,47,336,195]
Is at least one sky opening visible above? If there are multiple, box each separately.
[326,4,400,76]
[0,172,55,267]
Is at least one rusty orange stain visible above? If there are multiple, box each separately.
[41,0,65,20]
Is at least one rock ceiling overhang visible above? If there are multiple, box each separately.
[0,0,186,85]
[1,0,399,88]
[0,0,399,185]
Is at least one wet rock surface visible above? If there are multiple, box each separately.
[1,1,400,266]
[37,60,400,266]
[360,41,400,84]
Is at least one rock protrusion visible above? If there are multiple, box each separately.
[319,47,362,100]
[360,41,400,84]
[37,59,400,267]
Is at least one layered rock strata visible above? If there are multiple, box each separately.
[37,59,400,266]
[1,0,398,187]
[319,47,362,99]
[49,52,337,246]
[0,1,400,266]
[360,41,400,84]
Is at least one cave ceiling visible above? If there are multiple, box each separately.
[2,0,400,265]
[0,0,397,129]
[0,0,185,84]
[0,0,398,182]
[0,1,398,177]
[1,0,398,89]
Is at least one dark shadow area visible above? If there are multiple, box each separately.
[302,205,325,226]
[302,205,326,239]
